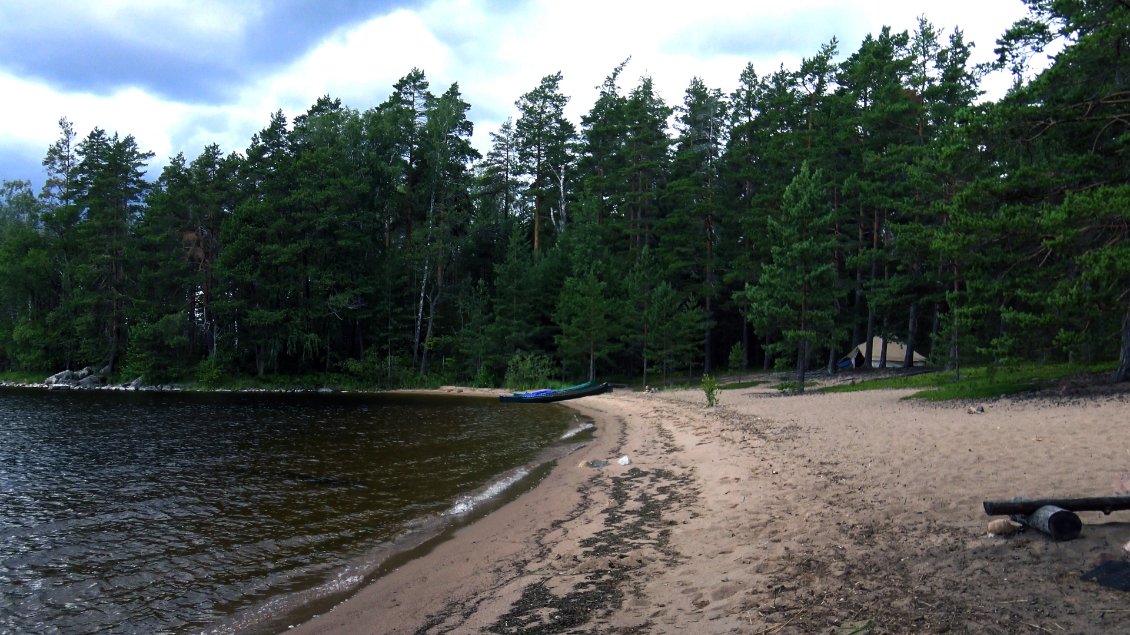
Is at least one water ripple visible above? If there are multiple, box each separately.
[0,389,576,634]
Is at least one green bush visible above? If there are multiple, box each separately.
[194,356,225,387]
[341,357,366,378]
[702,373,720,407]
[121,314,189,384]
[775,379,805,395]
[10,316,51,373]
[473,364,496,388]
[728,342,745,371]
[504,351,555,389]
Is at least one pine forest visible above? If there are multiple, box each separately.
[0,2,1128,389]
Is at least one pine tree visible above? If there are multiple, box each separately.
[982,0,1130,379]
[836,27,918,366]
[662,77,728,373]
[514,72,576,253]
[0,180,49,370]
[70,128,154,372]
[412,82,480,375]
[554,265,621,381]
[216,111,294,376]
[621,77,673,254]
[741,162,840,391]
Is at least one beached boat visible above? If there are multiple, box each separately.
[499,381,612,403]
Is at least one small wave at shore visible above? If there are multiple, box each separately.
[446,467,531,516]
[206,561,372,635]
[215,423,592,634]
[560,420,594,440]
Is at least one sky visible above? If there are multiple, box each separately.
[0,0,1042,191]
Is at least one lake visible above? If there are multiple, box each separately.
[0,387,587,634]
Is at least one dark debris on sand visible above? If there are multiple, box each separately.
[487,466,693,634]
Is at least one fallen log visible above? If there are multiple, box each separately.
[1015,505,1082,541]
[983,496,1130,516]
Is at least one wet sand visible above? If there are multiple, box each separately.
[286,379,1130,633]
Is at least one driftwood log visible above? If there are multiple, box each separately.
[983,496,1130,516]
[1017,505,1083,541]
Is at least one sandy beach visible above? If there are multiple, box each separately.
[287,378,1130,634]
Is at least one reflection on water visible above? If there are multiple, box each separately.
[0,389,576,634]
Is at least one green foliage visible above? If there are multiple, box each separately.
[740,162,841,391]
[514,72,576,253]
[554,265,622,381]
[0,370,50,384]
[727,342,745,371]
[10,316,51,372]
[194,357,225,387]
[774,380,811,395]
[504,351,556,390]
[121,314,189,384]
[702,373,719,407]
[1,5,1127,389]
[719,379,764,390]
[823,362,1114,400]
[472,364,496,388]
[623,248,705,386]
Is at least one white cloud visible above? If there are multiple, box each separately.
[0,71,189,161]
[89,0,256,42]
[1,0,1035,185]
[1,0,256,60]
[260,9,454,113]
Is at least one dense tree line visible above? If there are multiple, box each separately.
[1,1,1127,387]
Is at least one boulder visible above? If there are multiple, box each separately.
[45,370,74,386]
[78,374,104,388]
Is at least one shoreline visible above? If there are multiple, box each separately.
[282,394,631,634]
[285,382,1130,634]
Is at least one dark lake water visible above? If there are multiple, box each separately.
[0,388,587,634]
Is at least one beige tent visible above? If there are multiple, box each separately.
[841,336,927,369]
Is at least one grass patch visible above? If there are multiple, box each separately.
[719,379,765,390]
[822,362,1116,401]
[773,379,819,394]
[0,370,49,384]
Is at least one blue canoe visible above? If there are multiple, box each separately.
[499,381,612,403]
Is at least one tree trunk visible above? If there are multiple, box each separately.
[420,260,444,377]
[108,300,119,373]
[904,301,919,369]
[420,305,435,376]
[864,307,875,366]
[533,192,541,254]
[795,339,808,393]
[852,287,864,348]
[1115,308,1130,383]
[878,320,889,368]
[642,325,650,388]
[741,320,751,372]
[929,301,941,361]
[413,262,430,365]
[703,297,714,374]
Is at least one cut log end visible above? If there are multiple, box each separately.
[1020,505,1083,541]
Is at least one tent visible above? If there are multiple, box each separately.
[840,336,928,369]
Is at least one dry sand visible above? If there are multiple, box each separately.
[286,377,1130,634]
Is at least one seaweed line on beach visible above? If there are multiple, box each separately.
[486,465,695,634]
[410,458,606,635]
